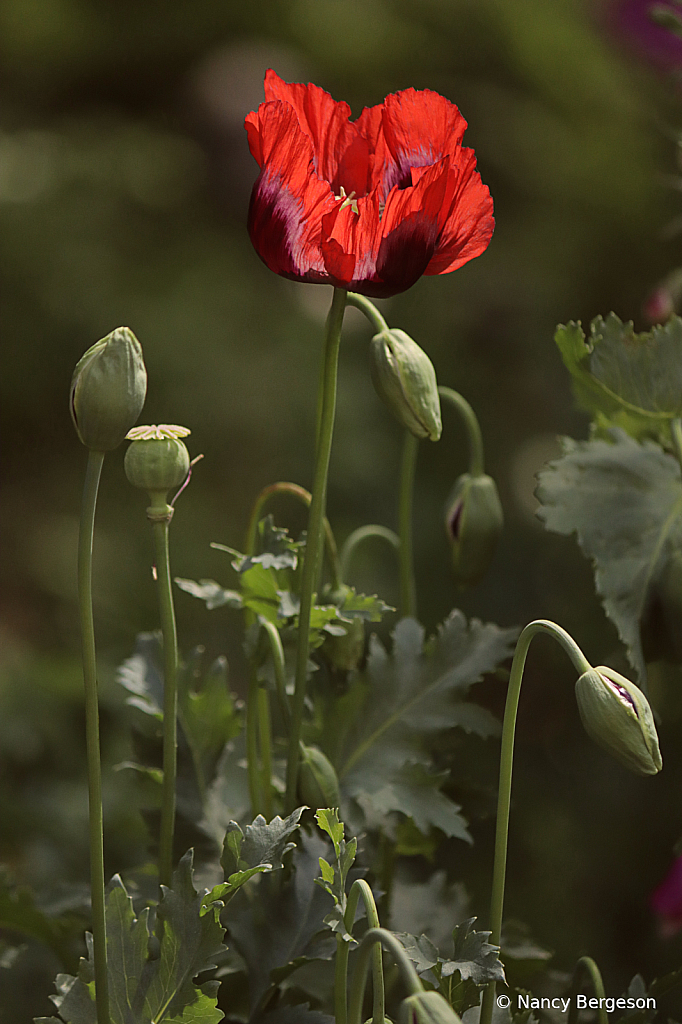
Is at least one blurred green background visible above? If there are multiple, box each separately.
[2,0,682,1018]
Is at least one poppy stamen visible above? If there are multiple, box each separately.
[335,186,359,214]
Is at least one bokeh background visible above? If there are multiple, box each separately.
[3,0,682,1018]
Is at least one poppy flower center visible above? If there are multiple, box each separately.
[334,186,359,215]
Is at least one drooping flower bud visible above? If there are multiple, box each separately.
[70,327,147,451]
[369,329,442,441]
[575,666,662,776]
[297,744,341,810]
[445,473,503,586]
[124,425,191,508]
[399,990,463,1024]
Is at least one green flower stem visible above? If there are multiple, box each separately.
[438,386,485,477]
[245,666,264,817]
[261,620,291,727]
[567,957,608,1024]
[349,927,422,1024]
[257,685,274,820]
[340,525,400,584]
[151,511,180,890]
[285,286,347,812]
[398,430,419,619]
[77,449,110,1024]
[671,418,682,473]
[480,620,591,1024]
[244,480,342,591]
[346,292,389,334]
[334,880,385,1024]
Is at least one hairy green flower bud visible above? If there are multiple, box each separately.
[124,425,191,504]
[70,327,147,451]
[445,473,503,586]
[370,328,442,441]
[298,745,341,810]
[575,666,662,776]
[399,990,463,1024]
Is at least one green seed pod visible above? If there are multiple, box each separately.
[369,328,442,441]
[445,473,503,586]
[575,666,662,776]
[399,990,463,1024]
[124,425,191,504]
[70,327,147,451]
[298,745,341,810]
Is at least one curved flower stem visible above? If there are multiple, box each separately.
[480,620,591,1024]
[151,511,180,890]
[77,449,110,1024]
[346,292,389,335]
[285,287,347,811]
[340,525,400,585]
[349,927,422,1024]
[244,481,342,592]
[261,620,291,727]
[335,880,385,1024]
[438,386,485,477]
[398,430,419,619]
[567,957,608,1024]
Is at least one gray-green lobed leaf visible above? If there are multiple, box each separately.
[41,851,225,1024]
[536,429,682,683]
[226,834,336,1014]
[555,313,682,440]
[338,613,516,840]
[221,807,305,878]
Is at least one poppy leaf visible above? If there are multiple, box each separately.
[536,429,682,684]
[556,313,682,441]
[42,851,226,1024]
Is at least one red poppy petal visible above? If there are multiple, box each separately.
[262,68,371,196]
[245,110,264,166]
[425,153,494,275]
[371,161,449,293]
[319,194,383,287]
[380,88,468,193]
[248,170,335,280]
[246,101,337,280]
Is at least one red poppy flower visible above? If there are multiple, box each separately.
[244,70,494,298]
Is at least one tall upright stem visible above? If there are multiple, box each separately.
[152,514,180,889]
[77,449,110,1024]
[480,620,591,1024]
[285,287,347,811]
[257,686,274,820]
[398,431,419,619]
